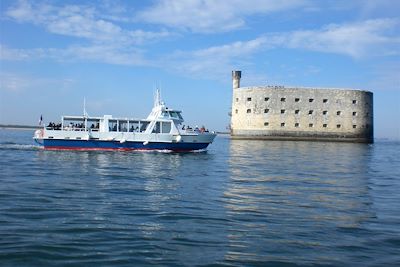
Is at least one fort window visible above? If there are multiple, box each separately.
[295,98,300,102]
[352,100,357,104]
[337,111,341,115]
[323,110,328,115]
[337,124,341,128]
[265,97,270,101]
[264,109,269,113]
[281,123,285,127]
[353,112,357,116]
[236,98,239,102]
[281,109,285,114]
[309,123,314,127]
[264,122,269,126]
[281,97,286,102]
[353,125,357,129]
[247,109,251,113]
[235,109,238,114]
[247,97,252,101]
[323,99,328,103]
[295,109,300,114]
[308,110,313,115]
[309,98,314,103]
[295,123,299,127]
[323,124,327,128]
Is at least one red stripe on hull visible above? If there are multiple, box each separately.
[43,146,201,152]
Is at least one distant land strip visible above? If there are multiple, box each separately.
[0,124,41,130]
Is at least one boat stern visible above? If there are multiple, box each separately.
[33,129,45,146]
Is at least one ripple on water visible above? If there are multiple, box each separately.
[0,130,399,266]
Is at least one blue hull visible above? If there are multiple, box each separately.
[40,139,210,151]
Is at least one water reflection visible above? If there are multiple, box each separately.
[225,139,376,264]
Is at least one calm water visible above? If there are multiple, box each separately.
[0,129,399,267]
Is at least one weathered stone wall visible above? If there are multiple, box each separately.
[231,85,374,143]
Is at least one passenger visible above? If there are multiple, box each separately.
[91,124,94,129]
[182,125,185,130]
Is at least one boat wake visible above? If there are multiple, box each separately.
[0,142,42,151]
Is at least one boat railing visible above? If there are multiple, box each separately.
[182,128,210,134]
[46,125,101,132]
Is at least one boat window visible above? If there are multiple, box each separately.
[162,111,169,117]
[129,121,140,132]
[109,120,118,132]
[63,118,85,131]
[169,111,179,119]
[140,121,150,132]
[152,122,161,133]
[87,119,100,131]
[119,120,128,132]
[177,112,183,120]
[161,122,171,133]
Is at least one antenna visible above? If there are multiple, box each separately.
[154,88,161,107]
[83,97,88,117]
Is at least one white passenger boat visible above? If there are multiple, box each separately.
[33,91,217,151]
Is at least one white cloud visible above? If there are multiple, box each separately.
[0,43,151,66]
[165,37,267,78]
[3,1,399,74]
[3,1,171,66]
[163,18,400,79]
[6,0,171,45]
[283,18,400,58]
[138,0,307,33]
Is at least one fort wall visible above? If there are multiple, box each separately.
[231,71,374,143]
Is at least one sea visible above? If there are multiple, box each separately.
[0,129,399,267]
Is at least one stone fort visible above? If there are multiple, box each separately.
[230,71,373,143]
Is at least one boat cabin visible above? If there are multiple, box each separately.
[46,106,185,135]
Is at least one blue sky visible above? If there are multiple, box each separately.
[0,0,399,139]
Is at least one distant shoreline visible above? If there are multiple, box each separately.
[0,124,41,130]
